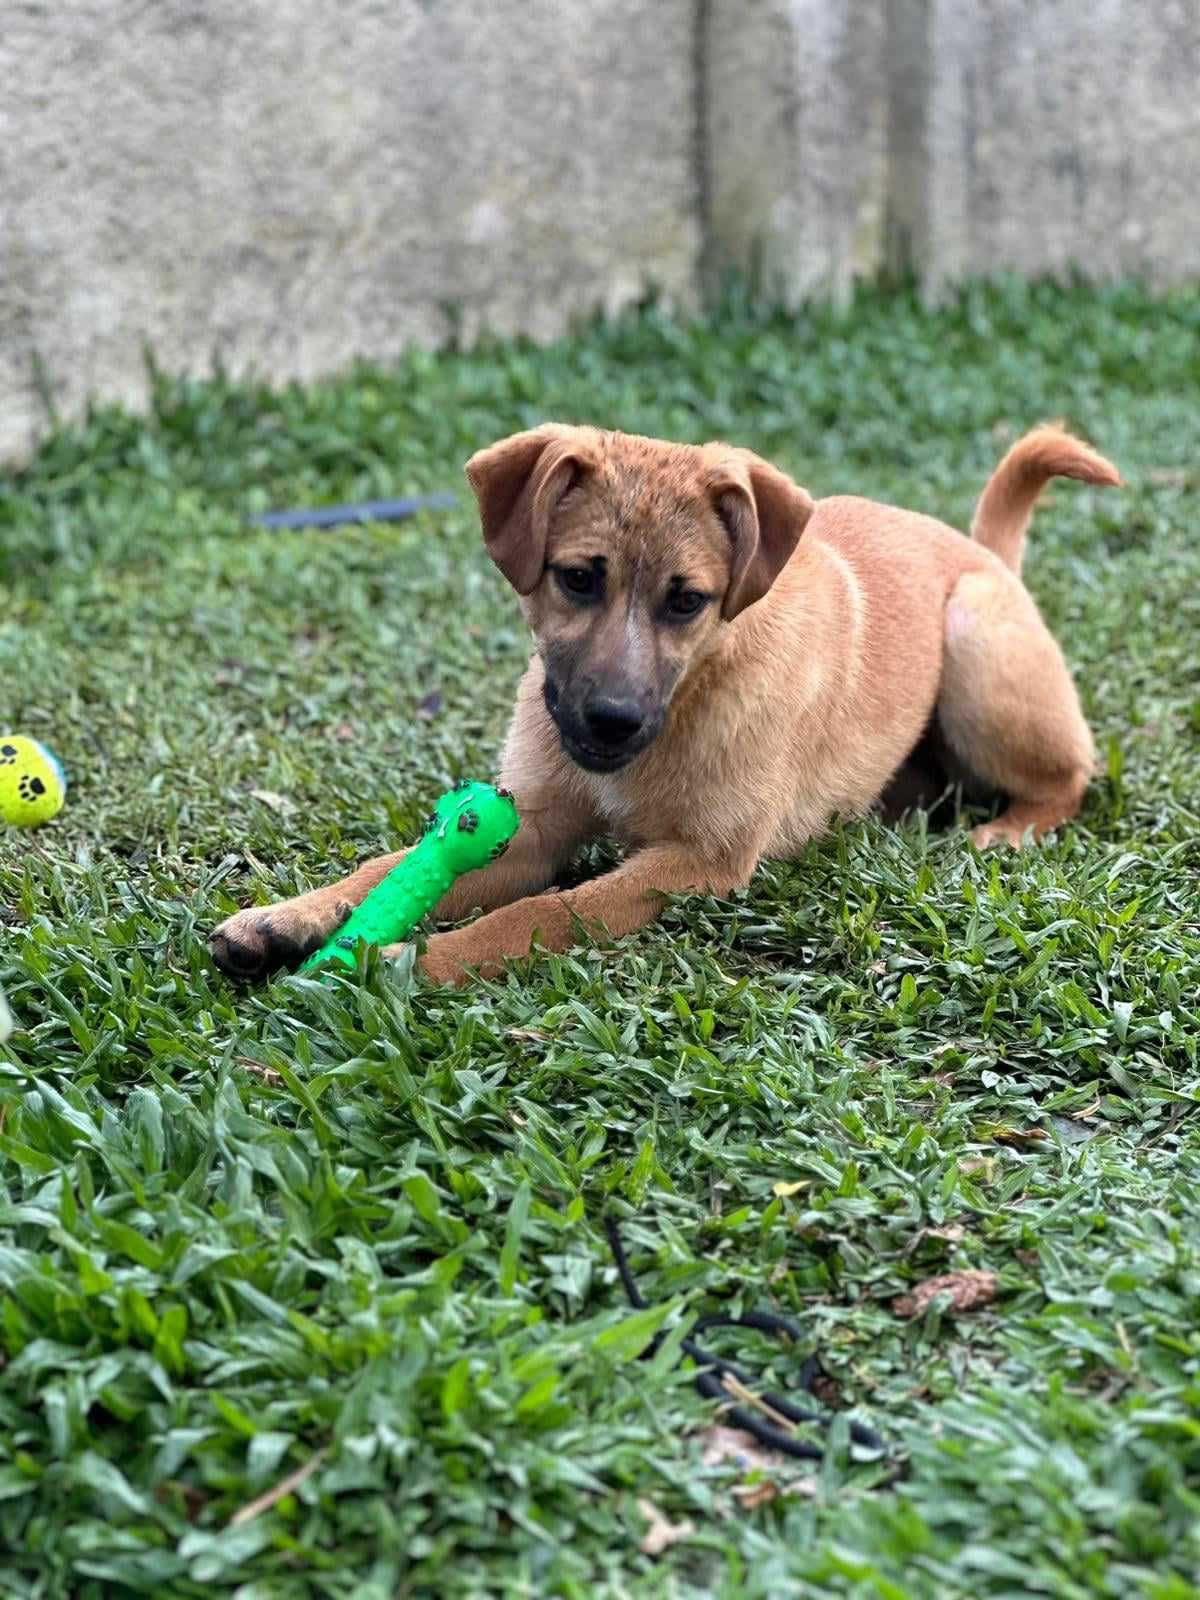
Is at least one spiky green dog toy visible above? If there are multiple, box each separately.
[299,781,519,974]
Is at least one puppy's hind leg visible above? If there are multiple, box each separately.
[937,571,1095,849]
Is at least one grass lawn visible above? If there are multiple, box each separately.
[2,279,1199,1599]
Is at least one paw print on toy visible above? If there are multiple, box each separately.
[0,745,17,765]
[18,775,47,802]
[298,781,521,974]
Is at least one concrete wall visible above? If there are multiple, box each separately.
[886,0,1200,291]
[704,0,890,307]
[0,0,700,460]
[705,0,1200,304]
[3,0,1198,460]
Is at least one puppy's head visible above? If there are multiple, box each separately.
[466,425,813,773]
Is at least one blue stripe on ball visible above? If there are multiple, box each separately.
[32,740,67,795]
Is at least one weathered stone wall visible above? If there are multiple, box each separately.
[885,0,1200,291]
[3,0,1197,459]
[704,0,890,306]
[0,0,700,459]
[705,0,1200,302]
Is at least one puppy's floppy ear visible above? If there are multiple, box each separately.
[465,424,595,594]
[711,451,814,620]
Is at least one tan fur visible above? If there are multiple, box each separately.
[210,423,1119,987]
[971,423,1122,575]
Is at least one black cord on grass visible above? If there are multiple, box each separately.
[604,1214,887,1466]
[247,494,456,531]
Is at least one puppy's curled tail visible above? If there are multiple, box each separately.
[971,423,1122,575]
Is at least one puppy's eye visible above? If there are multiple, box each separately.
[665,589,708,620]
[556,566,601,601]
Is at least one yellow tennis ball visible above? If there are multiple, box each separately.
[0,736,67,828]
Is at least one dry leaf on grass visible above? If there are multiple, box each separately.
[237,1056,283,1087]
[637,1497,694,1555]
[902,1223,965,1256]
[699,1426,817,1509]
[810,1372,843,1407]
[249,789,295,816]
[893,1269,997,1318]
[958,1156,995,1179]
[701,1424,785,1473]
[733,1479,779,1510]
[771,1179,808,1197]
[734,1474,817,1508]
[989,1125,1049,1146]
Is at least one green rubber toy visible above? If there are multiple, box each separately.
[299,781,519,974]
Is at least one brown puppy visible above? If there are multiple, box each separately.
[210,423,1120,986]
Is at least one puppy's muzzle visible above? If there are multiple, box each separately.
[544,676,662,772]
[583,696,644,750]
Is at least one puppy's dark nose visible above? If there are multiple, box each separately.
[583,697,645,749]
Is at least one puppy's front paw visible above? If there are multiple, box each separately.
[408,934,475,988]
[969,820,1025,851]
[210,902,337,981]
